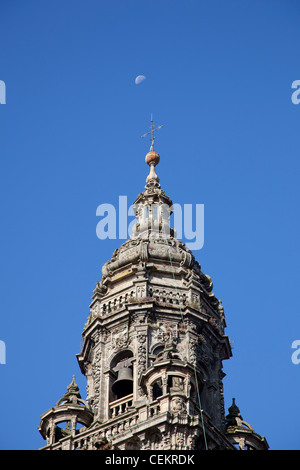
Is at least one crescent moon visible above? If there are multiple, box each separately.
[135,75,146,85]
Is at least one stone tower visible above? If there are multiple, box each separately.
[39,142,268,451]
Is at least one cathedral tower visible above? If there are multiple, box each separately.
[39,130,268,450]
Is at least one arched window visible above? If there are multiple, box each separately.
[110,350,134,402]
[152,379,163,400]
[150,344,164,365]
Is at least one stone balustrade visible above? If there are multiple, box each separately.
[109,394,134,418]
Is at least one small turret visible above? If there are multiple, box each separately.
[225,398,269,450]
[38,376,93,449]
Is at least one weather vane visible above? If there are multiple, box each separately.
[141,113,163,151]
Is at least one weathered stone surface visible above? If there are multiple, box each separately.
[38,147,268,451]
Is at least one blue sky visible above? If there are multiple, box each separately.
[0,0,299,450]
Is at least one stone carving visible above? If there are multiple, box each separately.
[140,241,149,261]
[91,330,100,346]
[189,337,200,366]
[171,397,186,414]
[151,322,177,345]
[170,376,184,392]
[137,333,147,376]
[101,235,197,280]
[136,332,147,398]
[92,350,102,417]
[136,285,146,298]
[90,302,101,319]
[111,325,130,352]
[175,431,185,447]
[94,280,108,298]
[162,433,171,449]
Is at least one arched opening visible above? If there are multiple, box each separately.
[51,418,88,443]
[125,438,141,450]
[150,344,165,365]
[109,350,134,404]
[152,379,163,400]
[145,429,162,450]
[112,367,133,400]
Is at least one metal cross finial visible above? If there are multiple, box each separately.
[141,113,163,151]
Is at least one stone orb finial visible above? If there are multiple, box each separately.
[145,151,160,167]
